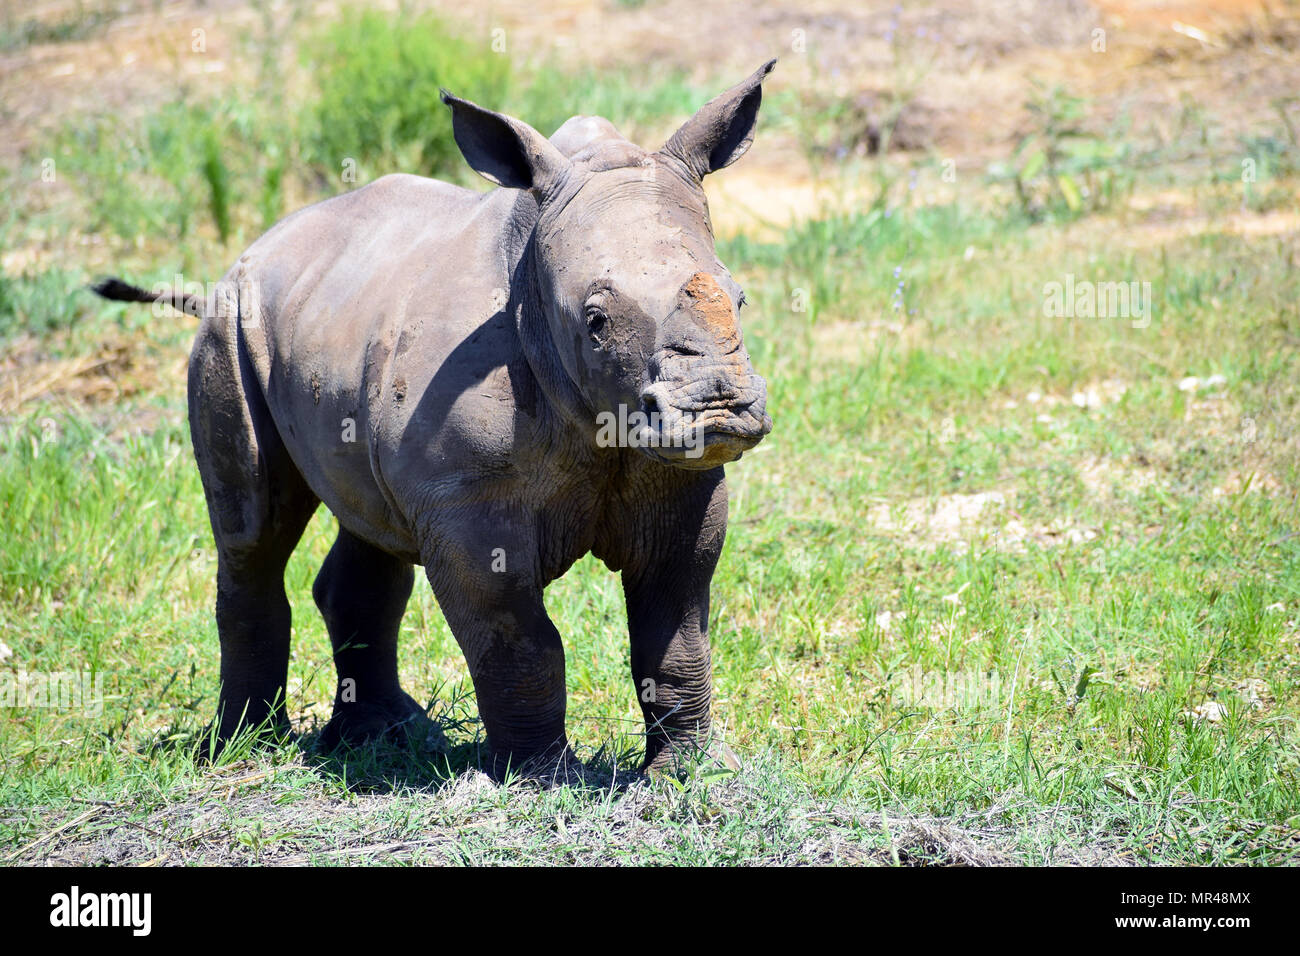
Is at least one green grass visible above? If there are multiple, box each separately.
[3,193,1297,863]
[2,13,1299,866]
[302,7,510,184]
[0,267,88,341]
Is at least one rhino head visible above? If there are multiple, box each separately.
[441,61,776,469]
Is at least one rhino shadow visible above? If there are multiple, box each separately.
[296,701,647,794]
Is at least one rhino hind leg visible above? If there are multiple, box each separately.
[189,317,319,751]
[313,527,424,749]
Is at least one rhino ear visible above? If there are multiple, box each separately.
[661,59,776,179]
[440,91,570,194]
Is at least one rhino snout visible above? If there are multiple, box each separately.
[636,369,772,470]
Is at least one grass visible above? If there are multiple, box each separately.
[2,10,1299,866]
[4,197,1297,864]
[302,8,510,183]
[0,267,88,341]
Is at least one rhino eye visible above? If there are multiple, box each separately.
[585,305,610,344]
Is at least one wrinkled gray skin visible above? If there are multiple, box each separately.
[95,61,776,778]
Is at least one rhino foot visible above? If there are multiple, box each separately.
[318,691,428,751]
[488,743,591,788]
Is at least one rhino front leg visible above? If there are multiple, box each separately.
[313,527,422,749]
[622,473,728,772]
[423,524,574,781]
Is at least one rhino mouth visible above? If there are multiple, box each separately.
[635,380,772,470]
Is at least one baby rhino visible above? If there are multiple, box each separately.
[96,61,777,778]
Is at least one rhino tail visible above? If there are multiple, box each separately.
[90,276,204,317]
